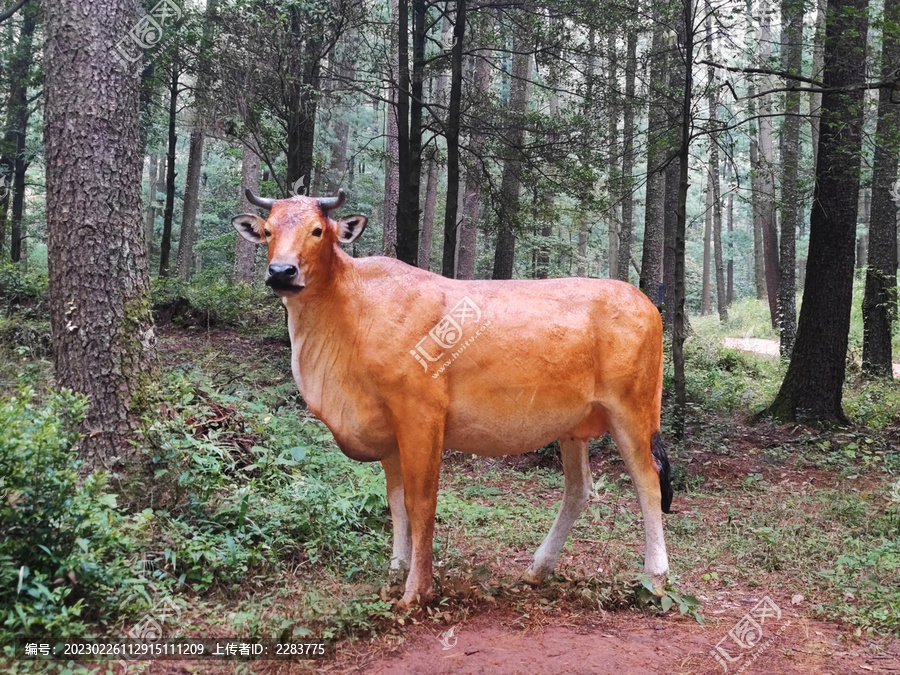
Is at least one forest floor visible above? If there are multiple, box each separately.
[133,325,900,675]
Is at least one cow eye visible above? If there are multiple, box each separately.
[312,227,323,237]
[264,229,271,237]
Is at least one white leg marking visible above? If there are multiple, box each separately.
[526,439,592,582]
[382,457,411,572]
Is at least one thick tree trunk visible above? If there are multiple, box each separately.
[639,18,668,301]
[45,0,157,472]
[491,27,529,280]
[663,151,679,327]
[159,54,179,278]
[234,141,260,284]
[285,8,321,194]
[440,0,466,277]
[384,97,399,257]
[766,0,869,423]
[810,0,827,172]
[616,31,637,283]
[863,0,900,377]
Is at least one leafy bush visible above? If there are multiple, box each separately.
[0,387,142,639]
[151,275,281,329]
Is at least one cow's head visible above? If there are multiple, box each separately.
[231,188,367,294]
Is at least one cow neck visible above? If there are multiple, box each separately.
[282,246,361,404]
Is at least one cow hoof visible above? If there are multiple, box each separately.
[398,590,432,609]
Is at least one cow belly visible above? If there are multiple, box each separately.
[443,403,596,456]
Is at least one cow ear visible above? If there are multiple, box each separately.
[336,215,368,244]
[232,214,267,244]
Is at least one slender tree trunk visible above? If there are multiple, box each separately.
[726,162,734,305]
[616,31,637,283]
[758,0,780,327]
[856,189,870,274]
[663,146,679,326]
[491,24,529,280]
[810,0,827,172]
[863,0,900,377]
[777,0,802,355]
[144,155,163,256]
[234,141,260,284]
[3,0,37,263]
[159,52,179,278]
[702,178,712,315]
[673,0,693,439]
[639,18,668,301]
[419,153,438,271]
[285,8,322,193]
[748,86,767,302]
[607,33,620,280]
[457,28,491,279]
[441,0,466,277]
[765,0,869,423]
[706,5,727,322]
[45,0,157,472]
[384,98,399,256]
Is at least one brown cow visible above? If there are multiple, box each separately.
[232,189,672,608]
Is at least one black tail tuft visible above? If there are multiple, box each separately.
[651,432,673,513]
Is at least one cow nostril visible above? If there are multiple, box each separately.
[267,264,298,278]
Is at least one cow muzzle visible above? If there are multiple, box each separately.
[266,263,304,292]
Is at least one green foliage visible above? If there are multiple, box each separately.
[0,387,142,639]
[151,275,281,329]
[632,576,704,623]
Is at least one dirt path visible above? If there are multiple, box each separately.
[722,337,900,377]
[335,604,900,675]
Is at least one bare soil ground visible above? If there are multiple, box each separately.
[722,337,900,378]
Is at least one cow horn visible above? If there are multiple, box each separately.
[245,188,276,210]
[318,189,345,212]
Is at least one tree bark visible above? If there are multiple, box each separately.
[45,0,157,472]
[234,140,260,284]
[285,7,322,193]
[176,127,204,280]
[639,17,668,301]
[491,23,529,280]
[457,28,491,280]
[757,0,780,328]
[144,155,163,255]
[441,0,467,277]
[616,31,637,283]
[777,0,802,355]
[159,52,179,278]
[863,0,900,377]
[702,177,712,315]
[706,5,727,322]
[606,33,620,280]
[726,161,734,305]
[2,0,37,263]
[747,83,767,302]
[765,0,869,423]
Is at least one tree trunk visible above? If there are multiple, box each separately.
[765,0,869,423]
[663,149,679,326]
[726,162,734,305]
[457,30,491,280]
[440,0,466,277]
[856,189,870,274]
[144,155,163,256]
[45,0,157,472]
[748,86,767,302]
[616,31,637,283]
[702,177,712,315]
[491,25,529,280]
[384,97,399,256]
[863,0,900,377]
[639,17,668,301]
[673,0,693,439]
[606,33,620,280]
[234,140,260,284]
[810,0,827,172]
[285,7,321,193]
[159,52,179,278]
[175,0,217,282]
[757,0,780,328]
[778,0,802,355]
[419,153,438,271]
[2,0,37,263]
[176,127,204,280]
[706,5,727,322]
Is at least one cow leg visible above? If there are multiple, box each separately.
[524,438,592,585]
[608,422,669,595]
[395,420,443,608]
[381,453,411,576]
